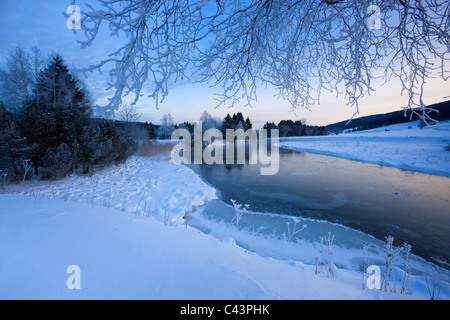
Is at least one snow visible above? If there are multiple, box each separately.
[6,156,217,225]
[0,138,449,299]
[0,194,421,300]
[277,120,450,177]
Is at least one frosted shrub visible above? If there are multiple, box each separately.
[279,218,306,261]
[400,243,413,295]
[381,236,402,293]
[319,232,337,278]
[182,193,192,229]
[247,225,264,254]
[230,199,248,245]
[426,265,449,300]
[41,144,74,179]
[22,159,33,184]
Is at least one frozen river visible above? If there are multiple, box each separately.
[186,146,450,267]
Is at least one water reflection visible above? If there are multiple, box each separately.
[186,146,450,266]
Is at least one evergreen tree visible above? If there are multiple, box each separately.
[244,117,252,131]
[278,120,294,137]
[20,55,92,175]
[263,121,278,138]
[0,101,30,179]
[81,120,137,171]
[145,122,157,140]
[222,113,234,134]
[1,53,137,181]
[178,121,194,138]
[235,112,244,128]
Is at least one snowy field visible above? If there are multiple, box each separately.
[1,150,449,299]
[278,120,450,177]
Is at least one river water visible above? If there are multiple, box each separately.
[185,144,450,267]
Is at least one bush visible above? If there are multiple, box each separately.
[81,120,137,170]
[40,143,75,180]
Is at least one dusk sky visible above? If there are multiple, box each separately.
[0,0,449,128]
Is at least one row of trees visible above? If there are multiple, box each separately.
[222,112,252,133]
[0,46,137,181]
[263,120,328,137]
[152,110,327,140]
[154,111,253,140]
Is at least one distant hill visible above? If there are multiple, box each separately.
[326,100,450,133]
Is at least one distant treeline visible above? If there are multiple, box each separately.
[326,100,450,134]
[148,112,327,139]
[263,120,328,137]
[144,111,253,140]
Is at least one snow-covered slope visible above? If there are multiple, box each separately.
[1,155,448,300]
[277,120,450,176]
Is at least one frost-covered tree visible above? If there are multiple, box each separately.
[77,0,449,122]
[200,111,222,133]
[0,45,32,112]
[158,113,175,139]
[0,45,46,113]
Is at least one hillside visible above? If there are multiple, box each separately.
[326,100,450,133]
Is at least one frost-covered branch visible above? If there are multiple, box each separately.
[426,265,449,300]
[381,235,403,293]
[22,159,33,184]
[279,218,306,261]
[78,0,449,120]
[400,242,412,295]
[319,232,337,278]
[230,199,248,245]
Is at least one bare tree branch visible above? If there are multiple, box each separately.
[76,0,450,122]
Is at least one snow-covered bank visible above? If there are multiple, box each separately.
[0,194,394,300]
[277,120,450,177]
[1,155,448,299]
[6,156,217,225]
